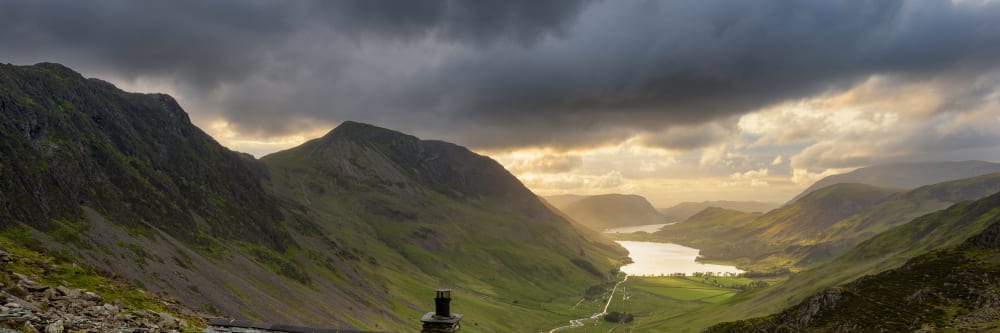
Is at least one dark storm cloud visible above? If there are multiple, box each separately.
[0,0,587,90]
[0,0,300,90]
[2,0,1000,150]
[421,0,1000,142]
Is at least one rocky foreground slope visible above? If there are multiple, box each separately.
[0,237,203,333]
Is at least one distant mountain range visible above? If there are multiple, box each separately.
[544,193,666,230]
[657,171,1000,273]
[658,201,779,221]
[0,63,626,332]
[790,160,1000,202]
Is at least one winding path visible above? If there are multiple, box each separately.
[545,276,628,333]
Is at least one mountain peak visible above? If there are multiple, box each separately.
[322,121,419,144]
[267,121,554,217]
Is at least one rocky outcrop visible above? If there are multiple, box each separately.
[965,221,1000,249]
[0,247,200,333]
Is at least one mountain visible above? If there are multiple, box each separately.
[656,174,1000,273]
[744,183,904,241]
[261,122,628,328]
[656,183,903,269]
[0,63,626,332]
[800,172,1000,264]
[790,160,1000,203]
[548,194,666,230]
[705,199,1000,332]
[0,62,289,251]
[542,194,588,208]
[658,201,779,221]
[653,207,762,252]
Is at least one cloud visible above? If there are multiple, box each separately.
[724,168,770,187]
[592,170,626,189]
[635,120,737,150]
[3,0,1000,152]
[506,153,583,174]
[791,168,852,186]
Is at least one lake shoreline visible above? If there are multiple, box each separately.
[616,240,744,276]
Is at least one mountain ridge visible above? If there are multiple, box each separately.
[658,201,779,221]
[791,160,1000,203]
[547,193,665,230]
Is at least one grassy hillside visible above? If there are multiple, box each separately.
[791,160,1000,203]
[706,219,1000,332]
[802,172,1000,264]
[651,184,902,272]
[551,194,666,230]
[653,208,762,256]
[543,194,588,208]
[746,183,904,241]
[658,201,779,221]
[260,121,628,331]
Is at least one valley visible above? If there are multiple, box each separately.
[0,62,998,333]
[7,2,1000,332]
[553,167,1000,332]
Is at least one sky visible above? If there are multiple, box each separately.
[3,0,1000,206]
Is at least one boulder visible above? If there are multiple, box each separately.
[44,319,63,333]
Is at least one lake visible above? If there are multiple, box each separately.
[604,223,675,234]
[616,240,743,276]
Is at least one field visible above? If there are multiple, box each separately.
[551,276,760,332]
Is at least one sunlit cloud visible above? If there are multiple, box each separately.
[207,120,332,157]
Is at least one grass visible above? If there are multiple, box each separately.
[629,277,739,303]
[554,276,753,332]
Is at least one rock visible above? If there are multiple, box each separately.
[44,319,64,333]
[54,287,79,299]
[0,249,12,263]
[19,280,48,293]
[80,292,100,302]
[40,289,58,301]
[156,311,179,329]
[20,324,38,333]
[0,307,34,323]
